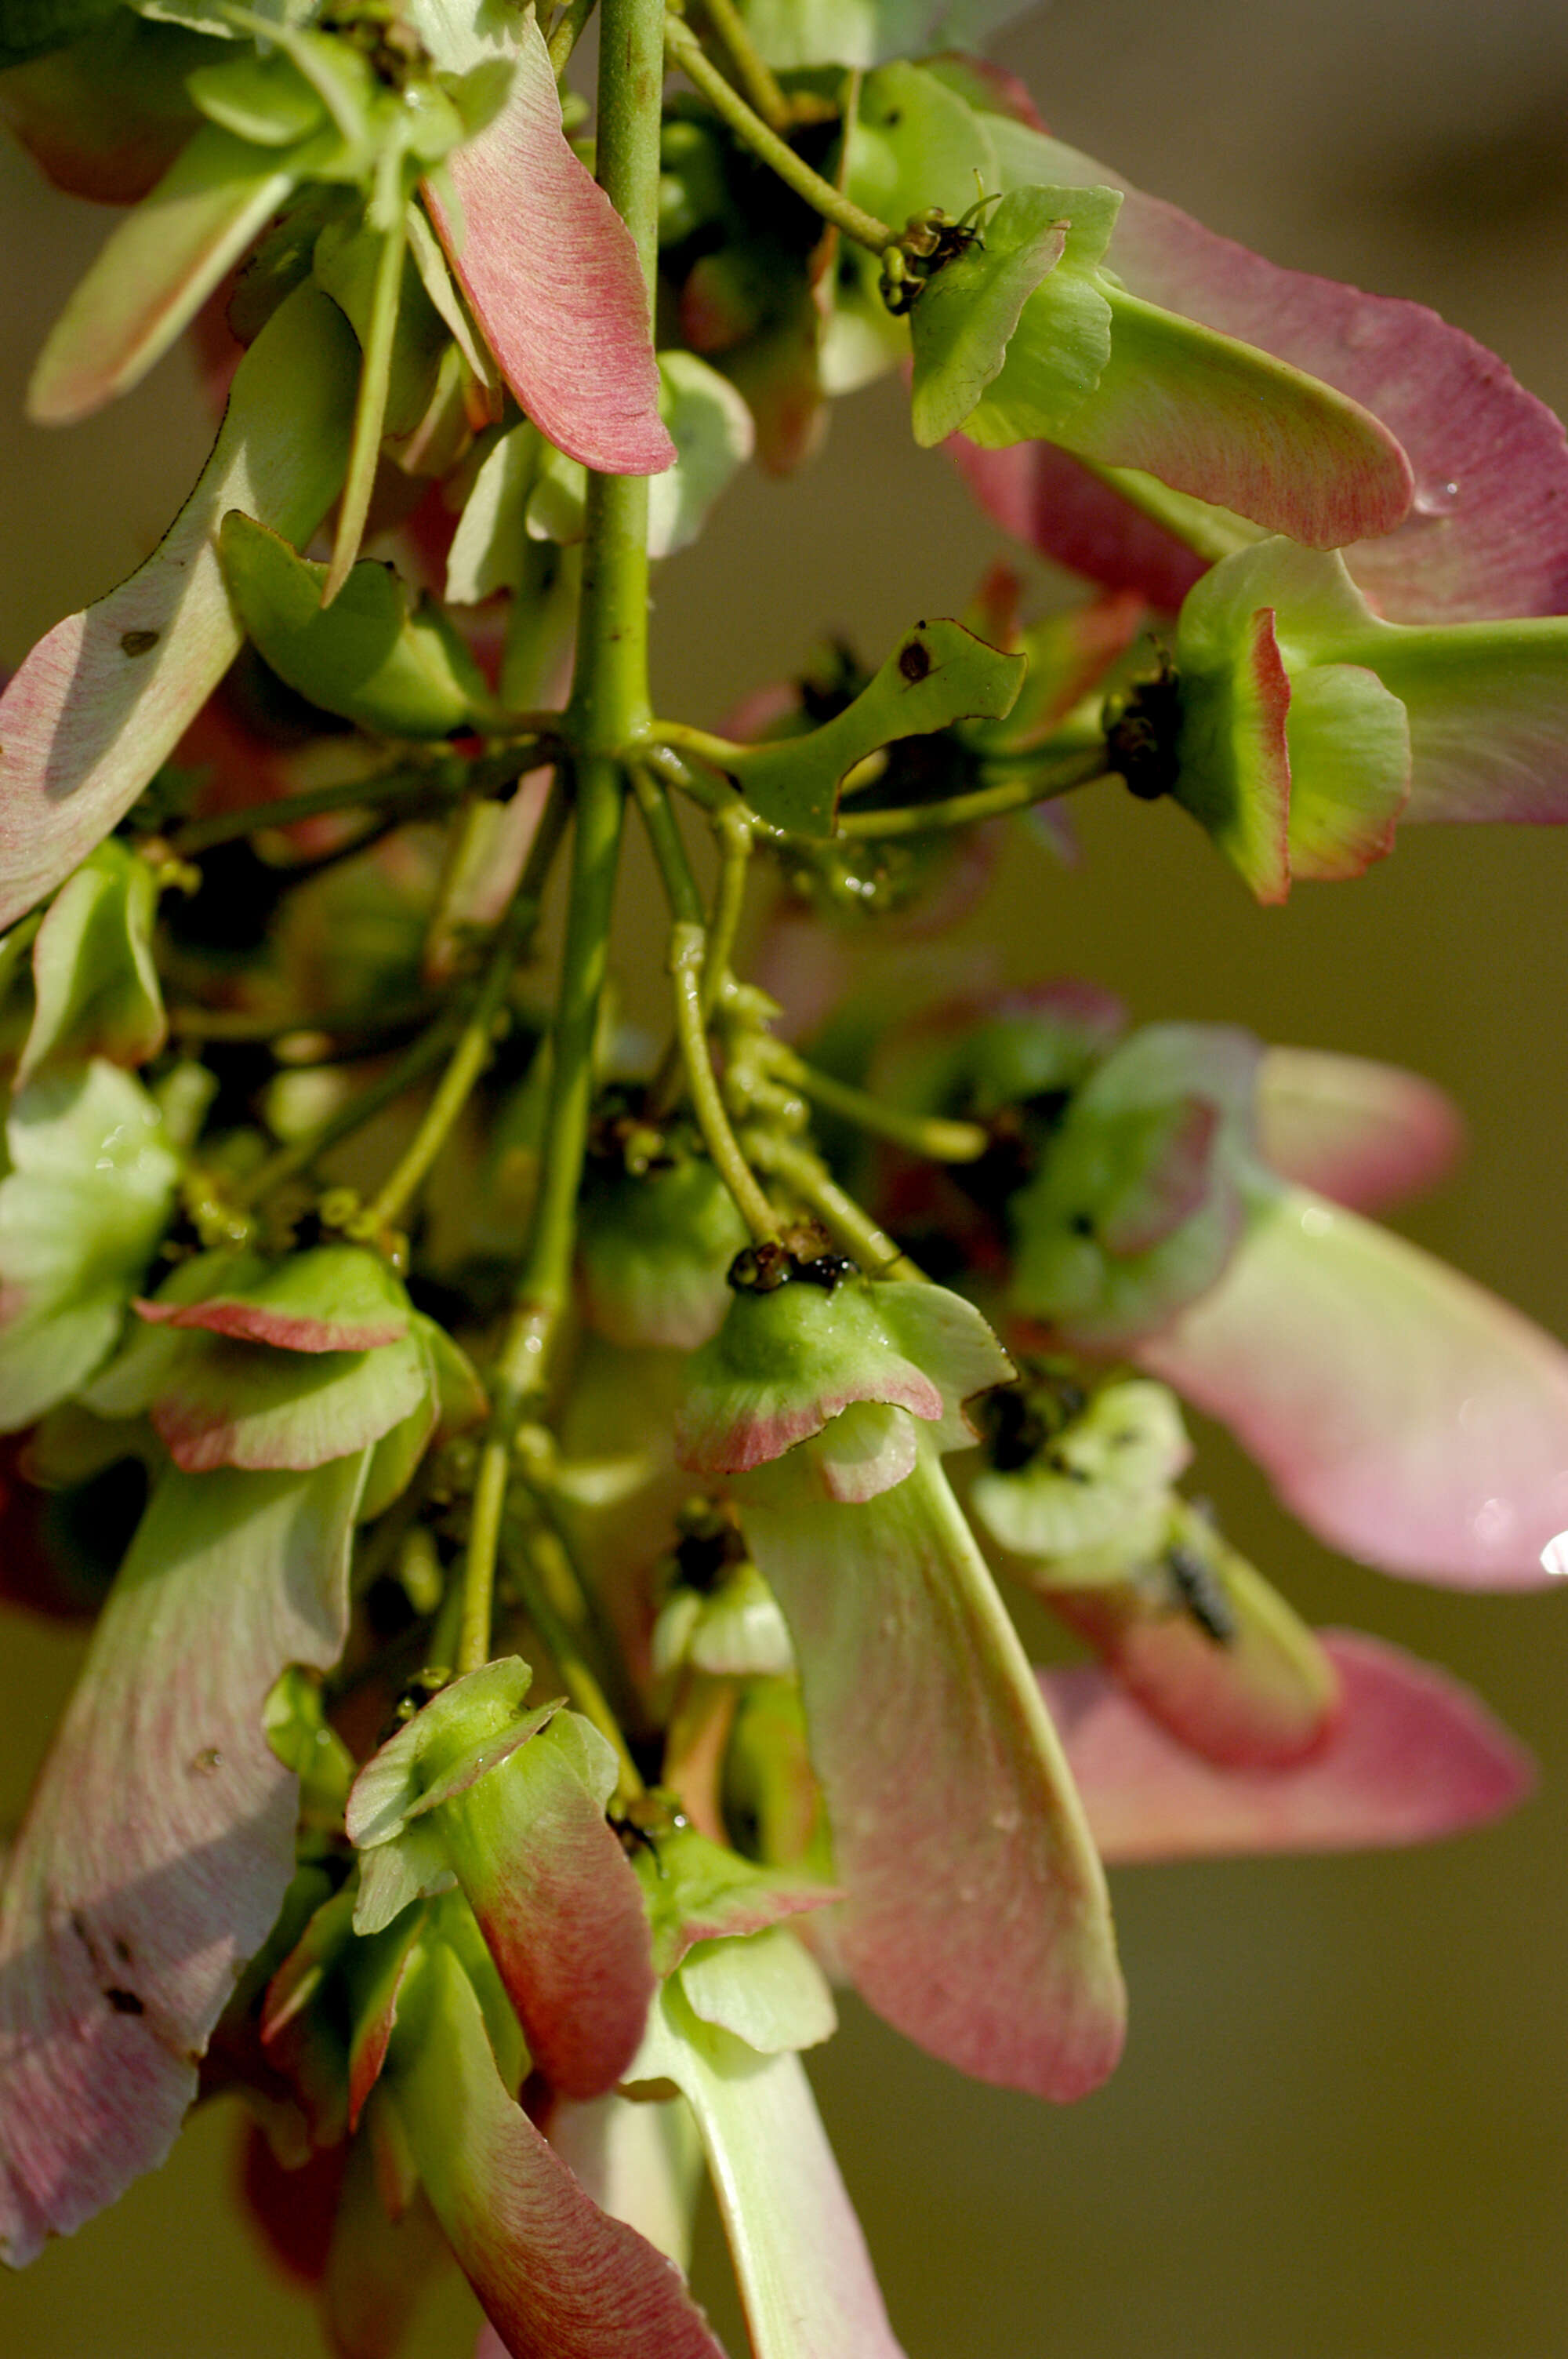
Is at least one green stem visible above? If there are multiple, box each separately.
[670,920,779,1242]
[644,733,740,805]
[695,0,790,131]
[169,766,459,858]
[662,12,893,253]
[761,1044,989,1161]
[630,762,706,925]
[506,1527,644,1801]
[747,1129,921,1278]
[458,0,666,1676]
[324,158,409,605]
[360,791,566,1233]
[837,759,1112,838]
[456,1438,510,1677]
[361,978,507,1231]
[702,805,752,1016]
[168,994,437,1044]
[240,1013,460,1207]
[456,765,625,1674]
[547,0,600,73]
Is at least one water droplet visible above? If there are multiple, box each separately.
[191,1747,223,1775]
[990,1805,1022,1834]
[1412,479,1461,518]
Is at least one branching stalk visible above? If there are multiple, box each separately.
[359,787,568,1233]
[547,0,600,72]
[695,0,791,132]
[506,1526,645,1804]
[837,758,1114,838]
[662,12,893,253]
[457,0,665,1677]
[324,154,409,605]
[670,920,780,1242]
[760,1044,989,1161]
[702,805,753,1015]
[240,1013,462,1208]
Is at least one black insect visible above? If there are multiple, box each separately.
[1105,656,1184,803]
[880,190,1003,315]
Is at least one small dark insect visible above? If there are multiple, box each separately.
[105,1987,145,2016]
[612,1790,691,1876]
[1105,656,1184,802]
[898,636,933,683]
[880,189,1003,314]
[728,1226,856,1294]
[791,1249,855,1290]
[1165,1541,1239,1645]
[728,1238,796,1292]
[119,629,159,658]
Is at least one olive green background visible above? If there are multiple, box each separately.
[5,2,1568,2353]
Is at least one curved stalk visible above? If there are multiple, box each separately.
[359,784,568,1234]
[670,920,779,1243]
[702,805,753,1016]
[837,759,1114,838]
[760,1044,989,1161]
[662,12,892,253]
[695,0,791,132]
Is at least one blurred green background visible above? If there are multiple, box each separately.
[5,2,1568,2353]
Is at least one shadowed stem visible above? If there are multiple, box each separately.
[457,0,665,1677]
[760,1042,989,1161]
[239,1013,462,1209]
[506,1525,645,1805]
[169,765,459,858]
[359,783,568,1234]
[547,0,599,71]
[702,805,753,1015]
[695,0,791,131]
[662,11,893,253]
[670,920,780,1243]
[837,757,1114,838]
[325,149,408,603]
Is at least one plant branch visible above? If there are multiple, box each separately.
[238,1013,462,1208]
[837,758,1113,838]
[702,804,752,1015]
[169,766,462,859]
[670,920,779,1241]
[458,0,664,1674]
[662,11,893,253]
[358,783,568,1234]
[760,1043,989,1161]
[547,0,599,72]
[506,1523,644,1803]
[630,761,706,925]
[694,0,791,132]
